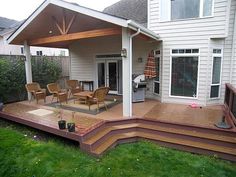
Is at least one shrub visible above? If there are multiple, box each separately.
[0,57,62,103]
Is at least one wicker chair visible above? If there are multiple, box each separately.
[87,87,109,112]
[25,82,46,104]
[66,80,82,97]
[47,83,68,104]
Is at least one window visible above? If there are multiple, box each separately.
[160,0,213,21]
[210,49,222,98]
[36,51,43,56]
[154,50,161,94]
[170,49,199,97]
[60,50,66,56]
[171,0,200,20]
[20,47,24,54]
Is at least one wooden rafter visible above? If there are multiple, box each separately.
[29,28,121,46]
[52,12,76,35]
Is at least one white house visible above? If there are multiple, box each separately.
[7,0,236,117]
[0,17,69,56]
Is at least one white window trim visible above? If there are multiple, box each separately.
[210,48,223,99]
[169,48,200,99]
[160,0,214,22]
[153,50,161,96]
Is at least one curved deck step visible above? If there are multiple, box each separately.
[92,131,236,157]
[83,122,236,147]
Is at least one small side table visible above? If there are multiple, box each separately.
[79,81,94,91]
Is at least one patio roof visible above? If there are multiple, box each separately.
[7,0,159,48]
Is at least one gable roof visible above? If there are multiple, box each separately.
[103,0,147,27]
[8,0,158,46]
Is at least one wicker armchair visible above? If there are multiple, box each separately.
[47,83,68,104]
[87,87,109,112]
[25,82,46,104]
[66,80,82,97]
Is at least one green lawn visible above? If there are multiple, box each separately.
[0,119,236,177]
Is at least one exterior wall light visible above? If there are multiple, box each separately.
[121,48,127,58]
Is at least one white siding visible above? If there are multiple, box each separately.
[69,36,122,85]
[69,35,160,98]
[148,0,233,106]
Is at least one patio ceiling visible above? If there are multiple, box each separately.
[7,0,159,49]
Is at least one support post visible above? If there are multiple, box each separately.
[122,27,132,117]
[24,41,33,100]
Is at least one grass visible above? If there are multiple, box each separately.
[0,119,236,177]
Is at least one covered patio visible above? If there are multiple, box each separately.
[7,0,160,118]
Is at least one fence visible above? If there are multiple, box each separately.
[0,55,70,103]
[224,83,236,126]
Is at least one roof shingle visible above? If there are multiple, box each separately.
[103,0,147,27]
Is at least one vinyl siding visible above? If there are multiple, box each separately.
[69,35,158,95]
[148,0,233,106]
[69,36,122,85]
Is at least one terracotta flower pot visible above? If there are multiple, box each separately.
[58,120,66,130]
[67,123,75,132]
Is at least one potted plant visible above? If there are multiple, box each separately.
[67,112,76,132]
[55,107,66,130]
[67,122,75,132]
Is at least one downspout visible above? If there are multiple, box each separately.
[229,10,236,83]
[129,28,141,117]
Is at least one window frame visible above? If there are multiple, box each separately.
[153,50,161,95]
[160,0,214,22]
[210,48,223,99]
[169,48,200,99]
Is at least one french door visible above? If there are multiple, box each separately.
[97,60,122,94]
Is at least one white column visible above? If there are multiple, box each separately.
[24,41,33,100]
[122,27,132,117]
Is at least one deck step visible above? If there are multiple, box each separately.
[92,131,236,156]
[83,122,236,147]
[83,123,139,145]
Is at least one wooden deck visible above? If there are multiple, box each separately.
[1,96,236,161]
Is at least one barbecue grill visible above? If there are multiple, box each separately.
[132,74,147,102]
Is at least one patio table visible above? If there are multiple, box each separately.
[73,91,93,104]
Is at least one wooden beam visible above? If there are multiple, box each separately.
[52,16,64,35]
[65,15,76,34]
[29,28,121,46]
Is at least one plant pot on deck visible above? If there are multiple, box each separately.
[67,123,75,132]
[58,120,66,130]
[0,102,3,111]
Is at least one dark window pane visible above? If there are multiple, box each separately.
[179,49,184,53]
[154,82,160,94]
[212,57,221,84]
[171,0,200,20]
[185,49,191,53]
[231,94,236,118]
[210,85,220,98]
[171,57,198,97]
[97,63,105,87]
[155,50,160,55]
[172,49,178,54]
[192,49,199,53]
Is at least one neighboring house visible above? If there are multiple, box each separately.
[0,17,69,56]
[6,0,236,116]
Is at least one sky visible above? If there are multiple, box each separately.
[0,0,120,21]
